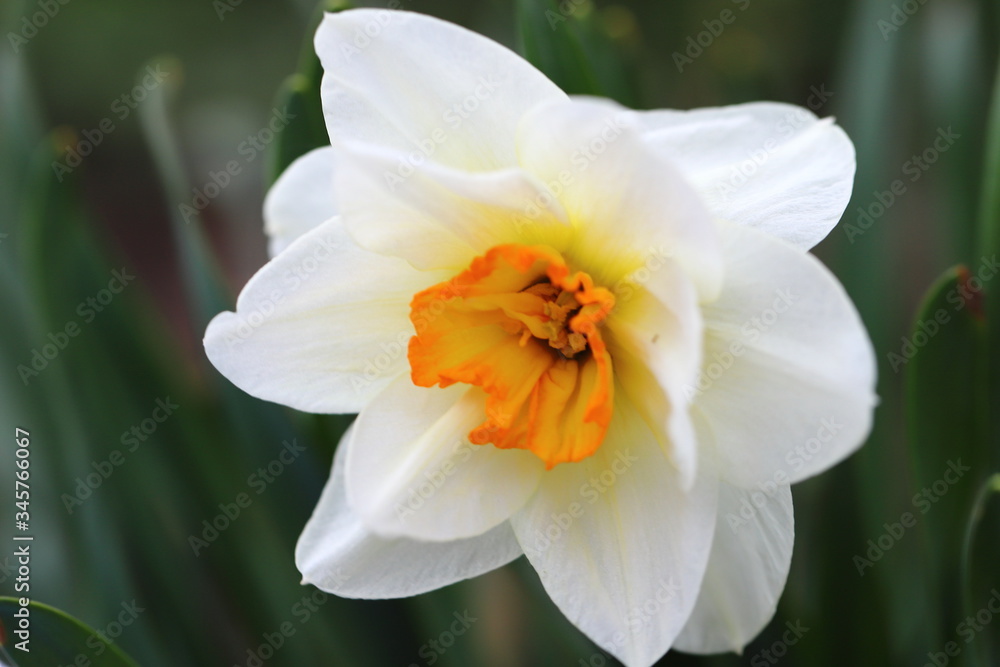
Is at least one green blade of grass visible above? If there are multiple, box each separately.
[959,473,1000,667]
[0,598,139,667]
[977,50,1000,476]
[514,0,637,106]
[905,265,990,661]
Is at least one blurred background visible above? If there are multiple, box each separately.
[1,0,999,665]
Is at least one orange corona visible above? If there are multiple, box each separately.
[408,245,615,468]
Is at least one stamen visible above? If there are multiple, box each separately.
[521,280,589,358]
[408,244,616,467]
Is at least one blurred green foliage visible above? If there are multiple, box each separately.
[0,0,998,665]
[0,598,140,666]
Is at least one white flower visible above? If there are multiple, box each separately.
[204,9,877,666]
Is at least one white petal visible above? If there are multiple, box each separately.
[296,428,523,599]
[516,98,723,300]
[510,397,718,667]
[673,476,794,654]
[263,146,337,257]
[204,219,449,414]
[605,259,703,489]
[640,102,856,250]
[315,9,567,171]
[346,375,545,542]
[332,139,571,271]
[690,220,877,488]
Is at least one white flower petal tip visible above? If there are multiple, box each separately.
[314,9,566,172]
[296,430,523,599]
[639,101,857,251]
[673,480,794,655]
[263,146,337,256]
[203,219,447,415]
[511,398,719,667]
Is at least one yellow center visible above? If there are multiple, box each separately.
[408,244,615,468]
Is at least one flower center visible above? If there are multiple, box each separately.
[408,244,615,468]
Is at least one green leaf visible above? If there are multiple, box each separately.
[0,598,139,667]
[515,0,638,106]
[905,265,990,650]
[906,265,988,473]
[978,51,1000,476]
[960,473,1000,667]
[266,69,328,186]
[266,0,350,184]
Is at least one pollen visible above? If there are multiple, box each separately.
[520,282,589,357]
[408,244,615,467]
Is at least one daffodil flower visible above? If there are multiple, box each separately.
[204,9,877,666]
